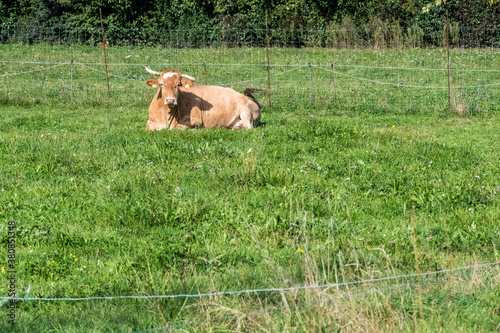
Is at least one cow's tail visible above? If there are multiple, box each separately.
[244,88,265,108]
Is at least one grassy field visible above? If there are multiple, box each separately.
[0,44,500,332]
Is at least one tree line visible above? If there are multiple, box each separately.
[1,0,499,47]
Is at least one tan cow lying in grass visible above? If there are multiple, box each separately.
[144,67,261,130]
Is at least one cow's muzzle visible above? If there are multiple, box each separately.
[164,98,177,106]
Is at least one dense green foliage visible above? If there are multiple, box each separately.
[1,0,500,46]
[2,0,412,29]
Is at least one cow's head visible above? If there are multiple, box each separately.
[144,66,196,107]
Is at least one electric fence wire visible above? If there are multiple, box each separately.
[0,62,69,77]
[131,265,497,332]
[2,262,497,304]
[2,60,500,72]
[313,65,500,89]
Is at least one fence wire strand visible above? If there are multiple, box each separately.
[74,62,143,82]
[131,266,496,332]
[2,62,496,89]
[219,65,306,86]
[3,262,497,304]
[0,62,69,77]
[313,65,500,89]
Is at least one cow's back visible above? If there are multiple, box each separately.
[177,85,260,128]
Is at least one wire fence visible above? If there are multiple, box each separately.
[0,26,499,114]
[2,262,496,303]
[131,267,496,333]
[1,262,497,331]
[2,25,500,48]
[0,58,497,114]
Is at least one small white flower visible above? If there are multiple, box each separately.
[219,138,223,142]
[247,148,252,153]
[41,134,44,137]
[175,187,180,193]
[317,166,321,170]
[442,194,445,196]
[345,177,350,180]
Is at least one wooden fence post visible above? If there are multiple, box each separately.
[265,9,271,107]
[446,10,451,110]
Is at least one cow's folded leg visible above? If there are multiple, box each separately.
[147,121,170,131]
[172,124,190,130]
[232,111,253,130]
[146,120,156,131]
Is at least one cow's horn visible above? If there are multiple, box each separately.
[181,74,196,81]
[143,66,161,76]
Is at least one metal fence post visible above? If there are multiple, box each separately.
[331,64,338,110]
[99,8,111,101]
[309,63,312,104]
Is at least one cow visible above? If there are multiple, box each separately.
[143,66,261,130]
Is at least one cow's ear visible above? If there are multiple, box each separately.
[182,78,195,88]
[146,78,159,88]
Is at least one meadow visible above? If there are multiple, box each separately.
[0,44,499,332]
